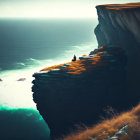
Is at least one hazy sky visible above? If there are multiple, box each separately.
[0,0,139,18]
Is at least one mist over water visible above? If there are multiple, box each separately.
[0,18,98,139]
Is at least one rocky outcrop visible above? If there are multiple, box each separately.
[92,125,129,140]
[32,2,140,139]
[32,45,128,139]
[17,78,26,81]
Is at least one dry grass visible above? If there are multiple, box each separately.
[41,48,108,75]
[64,55,107,75]
[41,63,67,71]
[97,2,140,10]
[82,54,88,57]
[62,104,140,140]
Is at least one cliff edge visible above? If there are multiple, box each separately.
[32,45,127,139]
[32,2,140,140]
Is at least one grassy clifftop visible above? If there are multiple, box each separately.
[97,2,140,10]
[41,45,125,75]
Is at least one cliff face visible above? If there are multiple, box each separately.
[95,3,140,102]
[32,3,140,140]
[95,3,140,47]
[32,45,128,139]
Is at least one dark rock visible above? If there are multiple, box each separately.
[0,78,2,82]
[95,4,140,104]
[32,3,140,139]
[17,78,26,81]
[32,45,128,139]
[89,49,98,55]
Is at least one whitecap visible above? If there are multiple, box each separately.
[17,62,26,66]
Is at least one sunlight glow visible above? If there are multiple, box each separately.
[0,0,140,18]
[0,2,97,18]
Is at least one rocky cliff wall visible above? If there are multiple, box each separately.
[95,3,140,47]
[32,45,128,139]
[95,3,140,102]
[32,3,140,140]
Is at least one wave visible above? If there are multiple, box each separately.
[0,43,97,109]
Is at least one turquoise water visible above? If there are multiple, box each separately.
[0,106,50,140]
[0,18,98,139]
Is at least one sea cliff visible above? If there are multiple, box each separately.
[32,2,140,140]
[95,2,140,105]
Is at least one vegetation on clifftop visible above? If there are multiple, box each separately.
[41,45,125,75]
[97,2,140,10]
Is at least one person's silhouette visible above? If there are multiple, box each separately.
[72,55,76,61]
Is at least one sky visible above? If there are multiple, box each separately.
[0,0,140,18]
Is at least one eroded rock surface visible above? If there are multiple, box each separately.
[32,45,128,139]
[32,3,140,139]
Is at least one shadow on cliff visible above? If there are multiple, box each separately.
[0,107,50,140]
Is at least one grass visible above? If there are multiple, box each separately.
[62,104,140,140]
[97,2,140,10]
[41,48,108,75]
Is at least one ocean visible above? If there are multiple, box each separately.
[0,18,98,139]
